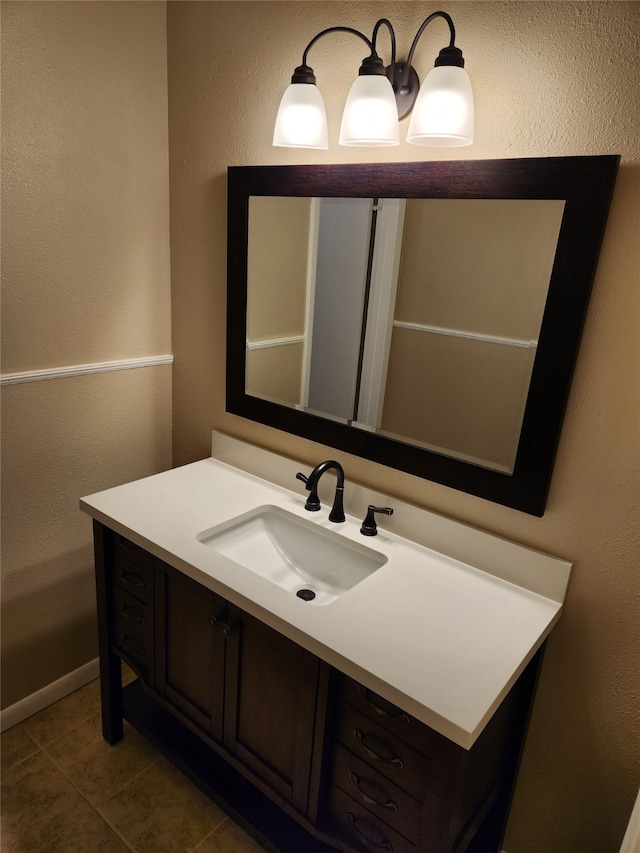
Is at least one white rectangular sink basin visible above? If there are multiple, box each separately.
[196,505,387,605]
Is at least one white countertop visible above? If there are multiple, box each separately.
[80,433,571,749]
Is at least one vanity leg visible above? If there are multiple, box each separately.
[93,520,123,744]
[99,650,124,744]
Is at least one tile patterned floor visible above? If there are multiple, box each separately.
[1,670,268,853]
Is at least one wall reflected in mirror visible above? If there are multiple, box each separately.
[246,195,565,474]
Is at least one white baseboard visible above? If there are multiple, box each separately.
[0,658,100,732]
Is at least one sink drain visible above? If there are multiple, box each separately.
[296,588,316,601]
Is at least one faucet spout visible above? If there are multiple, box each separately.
[296,460,346,523]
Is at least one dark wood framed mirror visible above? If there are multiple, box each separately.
[227,156,619,515]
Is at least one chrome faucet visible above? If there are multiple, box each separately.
[296,460,345,523]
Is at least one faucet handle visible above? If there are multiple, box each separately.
[296,471,321,512]
[360,505,394,536]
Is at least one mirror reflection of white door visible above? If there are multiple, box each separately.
[304,197,405,426]
[298,198,320,411]
[305,198,371,422]
[354,198,406,430]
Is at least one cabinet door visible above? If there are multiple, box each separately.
[223,607,320,813]
[155,562,228,742]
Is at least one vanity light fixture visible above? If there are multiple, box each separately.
[273,11,474,149]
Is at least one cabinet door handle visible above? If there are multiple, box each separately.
[353,730,404,768]
[121,605,145,624]
[121,571,144,587]
[359,686,410,723]
[348,773,398,812]
[221,623,232,638]
[121,635,145,657]
[346,812,393,851]
[208,614,218,628]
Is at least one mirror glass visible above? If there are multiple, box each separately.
[246,195,565,474]
[227,158,619,515]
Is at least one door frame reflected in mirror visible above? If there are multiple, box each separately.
[227,156,619,515]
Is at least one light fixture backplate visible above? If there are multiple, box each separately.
[386,63,420,120]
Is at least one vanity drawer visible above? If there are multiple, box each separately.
[326,785,416,853]
[113,586,153,676]
[113,533,153,571]
[336,703,430,801]
[331,743,422,843]
[340,675,435,759]
[113,553,153,605]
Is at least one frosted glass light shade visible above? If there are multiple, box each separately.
[339,75,399,147]
[407,65,474,147]
[273,83,328,149]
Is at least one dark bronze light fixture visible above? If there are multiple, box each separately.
[273,11,474,150]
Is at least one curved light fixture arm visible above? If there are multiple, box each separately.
[302,26,375,67]
[371,18,397,68]
[273,10,473,148]
[387,10,462,119]
[405,11,456,71]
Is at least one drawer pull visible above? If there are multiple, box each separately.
[121,635,145,657]
[354,730,404,768]
[359,686,410,723]
[346,812,393,851]
[121,571,144,588]
[348,773,398,812]
[121,605,145,624]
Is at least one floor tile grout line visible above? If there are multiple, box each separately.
[24,723,71,749]
[94,754,232,853]
[21,677,167,852]
[30,824,75,853]
[34,718,99,753]
[41,728,163,810]
[189,815,231,852]
[7,753,73,853]
[2,732,254,853]
[2,731,43,772]
[43,750,140,853]
[36,722,159,853]
[5,683,149,853]
[1,746,129,853]
[3,677,256,853]
[89,808,140,853]
[37,746,140,851]
[93,752,163,808]
[22,688,102,749]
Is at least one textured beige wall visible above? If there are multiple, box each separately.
[246,196,310,404]
[383,198,563,469]
[247,196,311,342]
[167,3,640,851]
[395,199,563,340]
[1,2,172,707]
[246,343,304,407]
[382,330,536,471]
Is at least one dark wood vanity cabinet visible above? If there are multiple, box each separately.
[222,607,323,813]
[154,563,228,740]
[94,521,539,853]
[154,560,324,815]
[106,529,156,685]
[323,671,535,853]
